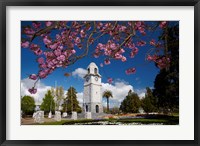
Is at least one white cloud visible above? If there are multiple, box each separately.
[72,68,87,79]
[101,80,134,107]
[135,88,146,99]
[21,78,51,105]
[77,92,83,103]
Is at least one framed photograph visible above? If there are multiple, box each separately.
[0,0,199,146]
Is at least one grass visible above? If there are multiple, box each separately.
[40,119,101,125]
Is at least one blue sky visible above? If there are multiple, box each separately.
[21,21,177,106]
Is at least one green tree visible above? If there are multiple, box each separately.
[141,87,157,113]
[21,95,36,115]
[51,86,64,110]
[109,106,120,114]
[120,90,141,113]
[66,86,82,114]
[153,24,179,113]
[40,90,55,114]
[62,97,67,113]
[102,90,113,113]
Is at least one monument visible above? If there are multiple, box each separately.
[33,111,44,123]
[82,62,103,115]
[54,111,61,121]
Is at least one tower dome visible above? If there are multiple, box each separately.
[87,62,99,75]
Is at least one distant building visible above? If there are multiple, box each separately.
[82,62,103,114]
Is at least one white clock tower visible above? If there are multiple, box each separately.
[83,62,103,113]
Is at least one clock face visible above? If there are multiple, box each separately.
[86,77,90,82]
[95,77,98,81]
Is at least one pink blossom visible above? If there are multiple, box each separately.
[80,30,86,38]
[56,34,61,40]
[130,48,139,58]
[138,27,145,33]
[157,57,170,69]
[150,39,156,46]
[89,38,94,44]
[38,70,48,79]
[71,49,76,54]
[29,74,37,80]
[159,21,167,28]
[24,27,35,35]
[107,78,113,84]
[119,49,125,53]
[97,22,103,29]
[137,41,146,46]
[47,61,54,68]
[21,41,30,48]
[28,87,37,94]
[37,57,44,64]
[126,42,135,49]
[50,43,59,50]
[54,49,61,56]
[104,50,111,56]
[114,53,122,59]
[104,59,111,65]
[147,55,153,61]
[121,56,127,62]
[147,55,158,61]
[119,25,127,32]
[44,51,54,58]
[100,63,104,67]
[52,59,58,64]
[34,49,43,56]
[43,36,52,45]
[125,68,136,75]
[40,63,47,69]
[56,62,63,67]
[93,52,100,58]
[97,43,104,50]
[110,43,117,50]
[74,37,81,44]
[57,55,65,61]
[30,44,40,51]
[46,21,52,27]
[32,22,41,29]
[136,21,142,28]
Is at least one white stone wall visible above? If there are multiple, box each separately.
[83,62,103,114]
[91,84,102,103]
[83,85,90,103]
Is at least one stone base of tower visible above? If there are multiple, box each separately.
[82,102,103,114]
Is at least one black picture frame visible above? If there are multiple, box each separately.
[0,0,199,146]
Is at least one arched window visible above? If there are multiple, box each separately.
[96,105,99,113]
[86,105,88,112]
[88,68,90,74]
[94,68,97,74]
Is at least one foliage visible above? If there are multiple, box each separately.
[109,106,120,114]
[153,24,179,113]
[62,97,67,113]
[51,86,64,110]
[66,86,82,114]
[21,95,36,115]
[141,87,157,113]
[120,90,141,113]
[21,21,176,93]
[102,90,113,113]
[40,90,55,114]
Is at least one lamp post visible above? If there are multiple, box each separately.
[71,86,73,113]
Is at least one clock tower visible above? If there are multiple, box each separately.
[83,62,103,114]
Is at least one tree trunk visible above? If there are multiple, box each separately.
[107,97,109,113]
